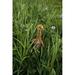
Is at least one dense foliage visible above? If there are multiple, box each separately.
[13,0,62,75]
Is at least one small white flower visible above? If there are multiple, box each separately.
[51,26,56,30]
[45,7,48,10]
[43,7,48,11]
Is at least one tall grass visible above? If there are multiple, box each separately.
[13,0,62,75]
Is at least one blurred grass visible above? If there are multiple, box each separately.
[13,0,62,75]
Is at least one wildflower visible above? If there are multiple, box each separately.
[45,7,48,10]
[43,7,48,11]
[51,25,56,30]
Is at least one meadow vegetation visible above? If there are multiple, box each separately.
[13,0,62,75]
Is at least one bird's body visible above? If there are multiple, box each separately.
[32,24,44,48]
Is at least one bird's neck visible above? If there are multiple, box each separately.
[37,30,42,38]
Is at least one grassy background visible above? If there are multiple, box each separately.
[13,0,62,75]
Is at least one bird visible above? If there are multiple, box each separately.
[32,24,44,48]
